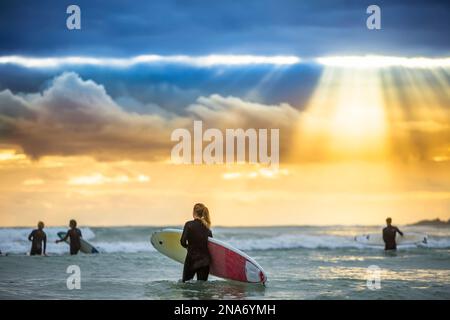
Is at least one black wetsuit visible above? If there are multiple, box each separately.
[180,219,212,282]
[28,229,47,255]
[61,228,82,255]
[382,225,403,250]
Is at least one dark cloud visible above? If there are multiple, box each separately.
[0,72,182,160]
[0,72,300,161]
[0,63,321,113]
[0,0,448,57]
[0,90,34,119]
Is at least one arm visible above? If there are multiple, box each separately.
[208,229,212,238]
[56,231,69,243]
[396,227,404,237]
[28,230,34,242]
[382,228,387,243]
[43,233,47,255]
[180,223,189,248]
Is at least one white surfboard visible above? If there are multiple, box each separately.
[354,232,428,246]
[57,231,99,254]
[151,228,267,284]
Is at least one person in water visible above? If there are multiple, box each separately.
[180,203,212,282]
[56,219,82,255]
[28,221,47,256]
[383,217,404,250]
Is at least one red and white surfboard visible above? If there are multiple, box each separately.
[151,228,267,284]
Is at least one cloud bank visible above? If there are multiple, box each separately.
[0,72,299,161]
[1,0,449,57]
[1,72,448,164]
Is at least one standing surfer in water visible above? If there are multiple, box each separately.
[56,219,82,255]
[28,221,47,256]
[383,217,404,250]
[180,203,212,282]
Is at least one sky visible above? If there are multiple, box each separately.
[1,0,449,57]
[0,1,449,226]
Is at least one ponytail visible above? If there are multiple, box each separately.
[193,203,211,229]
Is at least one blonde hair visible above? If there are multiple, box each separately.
[193,203,211,229]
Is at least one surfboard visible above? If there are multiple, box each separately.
[150,228,267,284]
[57,231,99,254]
[354,232,428,246]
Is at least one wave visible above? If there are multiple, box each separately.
[224,234,450,250]
[94,241,152,253]
[1,226,449,254]
[225,234,359,250]
[0,227,96,254]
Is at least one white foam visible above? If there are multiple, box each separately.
[224,234,360,250]
[1,227,449,254]
[94,241,154,253]
[0,227,96,254]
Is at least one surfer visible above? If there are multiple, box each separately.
[56,219,82,255]
[180,203,212,282]
[28,221,47,256]
[383,217,404,250]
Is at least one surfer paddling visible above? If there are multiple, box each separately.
[56,219,83,255]
[383,217,404,250]
[28,221,47,256]
[180,203,213,282]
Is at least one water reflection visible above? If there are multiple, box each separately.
[144,280,266,300]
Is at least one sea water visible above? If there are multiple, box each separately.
[0,226,449,299]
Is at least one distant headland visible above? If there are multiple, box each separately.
[409,218,450,227]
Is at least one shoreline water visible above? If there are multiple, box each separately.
[1,225,449,299]
[1,225,450,254]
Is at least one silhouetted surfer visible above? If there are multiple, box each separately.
[383,217,403,250]
[56,219,82,255]
[180,203,212,282]
[28,221,47,256]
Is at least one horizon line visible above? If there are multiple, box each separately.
[1,220,447,229]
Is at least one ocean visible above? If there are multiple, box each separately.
[1,225,449,299]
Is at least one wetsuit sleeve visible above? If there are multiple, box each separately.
[396,227,404,236]
[180,223,189,248]
[28,230,35,241]
[208,229,212,238]
[78,229,82,238]
[382,228,387,243]
[43,233,47,254]
[61,231,70,241]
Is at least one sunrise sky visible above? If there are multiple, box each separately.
[0,0,449,226]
